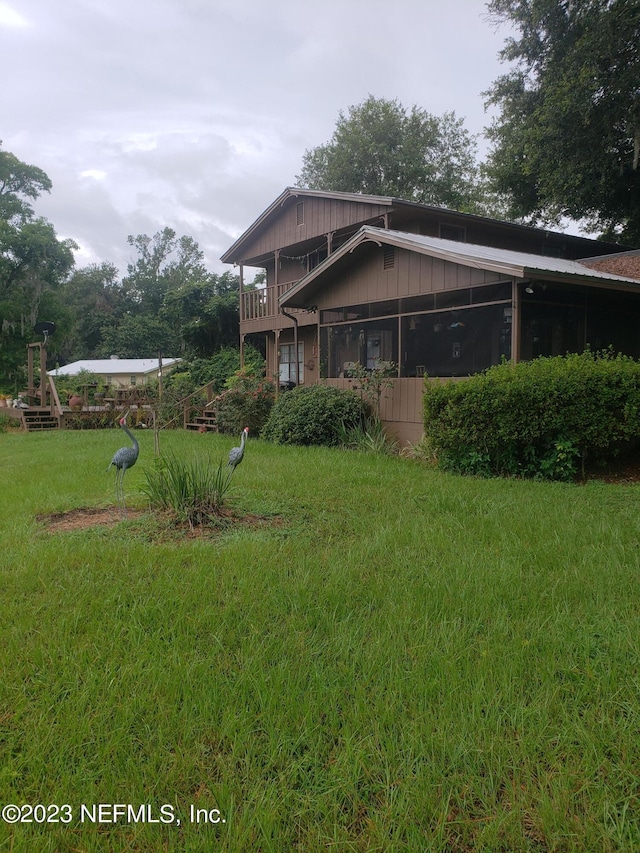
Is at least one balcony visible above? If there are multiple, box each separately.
[241,284,307,322]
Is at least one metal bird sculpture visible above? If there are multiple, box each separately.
[228,427,249,471]
[108,416,140,515]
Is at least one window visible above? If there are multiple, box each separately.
[130,376,137,386]
[439,223,466,242]
[279,342,304,385]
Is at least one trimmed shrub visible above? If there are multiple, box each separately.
[423,351,640,480]
[262,383,368,446]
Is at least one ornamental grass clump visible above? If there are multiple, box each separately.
[424,350,640,480]
[142,452,232,525]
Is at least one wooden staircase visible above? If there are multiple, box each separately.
[185,408,218,432]
[22,408,60,431]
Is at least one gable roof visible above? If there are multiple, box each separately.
[220,187,396,264]
[280,226,640,308]
[48,358,181,377]
[221,187,628,267]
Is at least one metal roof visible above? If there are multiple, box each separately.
[221,187,627,267]
[280,227,640,308]
[48,358,181,377]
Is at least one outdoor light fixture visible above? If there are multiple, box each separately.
[525,285,534,294]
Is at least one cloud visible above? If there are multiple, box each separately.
[0,2,29,27]
[2,0,511,275]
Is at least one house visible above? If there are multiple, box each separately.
[222,188,640,443]
[48,357,181,389]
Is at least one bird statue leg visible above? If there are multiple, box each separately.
[109,416,140,518]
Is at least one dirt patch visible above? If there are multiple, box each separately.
[37,505,283,537]
[38,507,145,532]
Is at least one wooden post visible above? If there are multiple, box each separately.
[511,280,521,364]
[239,264,245,368]
[39,344,47,406]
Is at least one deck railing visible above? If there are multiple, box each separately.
[241,284,307,321]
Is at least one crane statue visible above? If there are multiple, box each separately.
[108,415,139,515]
[228,427,249,472]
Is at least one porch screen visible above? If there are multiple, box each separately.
[402,304,511,377]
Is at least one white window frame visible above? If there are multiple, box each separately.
[279,342,304,384]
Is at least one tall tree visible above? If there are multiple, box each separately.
[296,95,483,212]
[53,262,123,361]
[0,144,75,386]
[122,228,208,315]
[0,142,52,222]
[484,0,640,244]
[162,271,241,356]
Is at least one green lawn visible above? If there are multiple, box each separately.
[0,428,639,852]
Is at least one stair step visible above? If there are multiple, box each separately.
[23,412,60,431]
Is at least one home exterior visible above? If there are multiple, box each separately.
[222,188,640,443]
[48,357,181,389]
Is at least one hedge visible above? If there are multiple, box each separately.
[423,351,640,480]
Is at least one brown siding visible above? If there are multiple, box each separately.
[326,377,424,444]
[239,196,389,263]
[314,244,506,309]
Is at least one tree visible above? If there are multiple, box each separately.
[53,262,123,361]
[122,228,208,315]
[0,144,76,386]
[295,95,483,212]
[162,271,241,357]
[0,142,52,222]
[484,0,640,244]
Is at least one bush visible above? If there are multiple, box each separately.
[214,368,275,435]
[423,351,640,480]
[262,383,368,446]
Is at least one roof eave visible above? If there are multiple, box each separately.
[221,187,396,265]
[280,226,640,309]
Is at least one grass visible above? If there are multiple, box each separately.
[0,428,639,851]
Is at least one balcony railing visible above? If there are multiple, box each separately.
[241,284,307,322]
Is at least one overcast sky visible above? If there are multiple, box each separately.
[2,0,512,277]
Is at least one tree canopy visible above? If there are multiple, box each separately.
[0,144,76,385]
[296,95,484,212]
[484,0,640,244]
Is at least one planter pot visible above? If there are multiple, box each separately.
[69,395,83,411]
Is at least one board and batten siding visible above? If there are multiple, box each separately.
[238,197,390,264]
[325,377,425,445]
[314,243,507,310]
